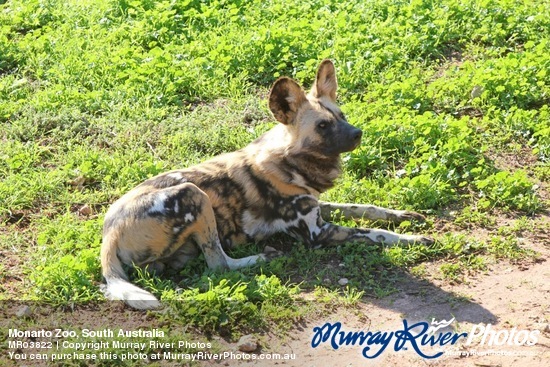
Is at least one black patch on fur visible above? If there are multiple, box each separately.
[269,78,299,124]
[147,187,201,223]
[287,219,318,247]
[210,178,247,249]
[133,248,153,264]
[244,165,317,223]
[281,154,341,192]
[315,224,374,247]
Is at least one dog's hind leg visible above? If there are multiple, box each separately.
[319,201,426,224]
[101,182,266,309]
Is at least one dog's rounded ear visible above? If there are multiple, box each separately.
[268,77,307,125]
[311,59,337,101]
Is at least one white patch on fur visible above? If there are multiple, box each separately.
[167,172,187,181]
[290,172,309,188]
[103,277,160,310]
[148,192,168,215]
[242,195,320,240]
[357,229,422,245]
[184,213,195,223]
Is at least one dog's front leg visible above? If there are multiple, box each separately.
[314,222,434,247]
[319,201,426,224]
[189,192,266,271]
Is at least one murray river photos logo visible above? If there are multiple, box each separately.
[311,318,540,359]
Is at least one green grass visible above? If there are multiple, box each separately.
[1,0,549,352]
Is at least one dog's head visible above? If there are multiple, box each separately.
[268,60,362,157]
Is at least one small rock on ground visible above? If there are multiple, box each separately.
[237,334,258,352]
[338,278,349,286]
[16,305,32,318]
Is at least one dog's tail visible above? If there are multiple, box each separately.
[100,235,161,310]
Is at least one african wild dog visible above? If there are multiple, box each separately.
[100,60,434,309]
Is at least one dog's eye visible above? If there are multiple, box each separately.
[317,121,328,129]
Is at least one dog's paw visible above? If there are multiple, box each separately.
[261,245,284,261]
[418,236,435,246]
[395,210,426,223]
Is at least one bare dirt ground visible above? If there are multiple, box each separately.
[214,228,549,367]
